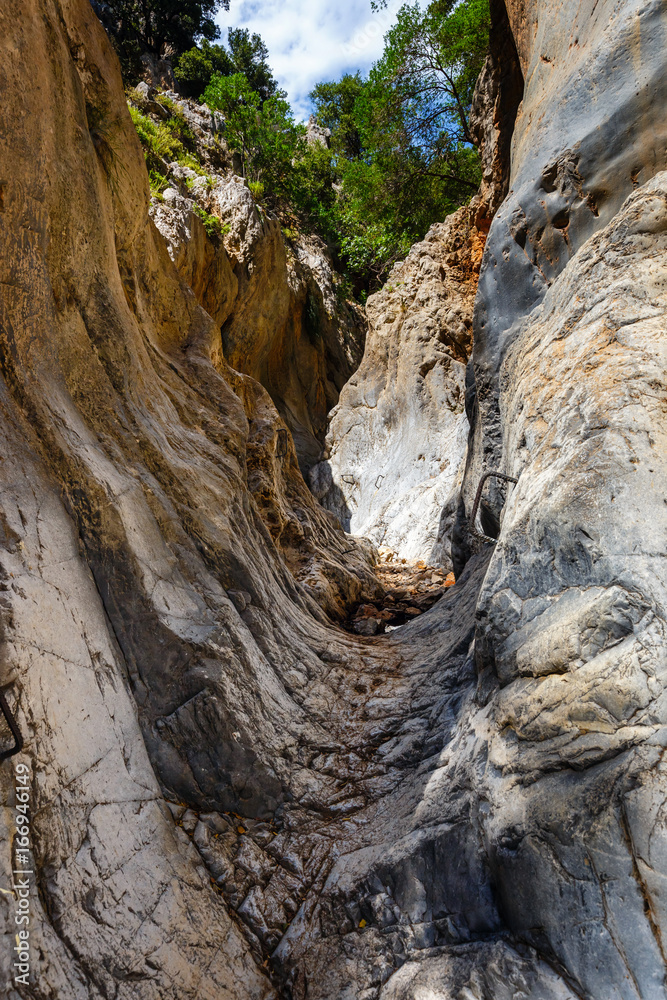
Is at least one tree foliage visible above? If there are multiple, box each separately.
[175,29,279,100]
[308,0,490,289]
[310,73,364,160]
[92,0,227,80]
[203,73,305,200]
[226,29,278,101]
[173,39,234,97]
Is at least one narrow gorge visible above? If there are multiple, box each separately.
[0,1,666,999]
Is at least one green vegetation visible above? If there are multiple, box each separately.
[175,30,278,100]
[309,0,490,288]
[203,73,305,201]
[128,92,230,233]
[127,97,210,200]
[94,0,227,81]
[148,169,169,198]
[199,0,487,291]
[193,203,230,239]
[121,0,489,296]
[128,105,183,169]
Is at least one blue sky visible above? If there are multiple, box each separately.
[216,0,406,120]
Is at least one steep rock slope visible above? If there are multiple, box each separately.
[0,1,665,999]
[449,0,667,997]
[310,207,480,566]
[146,96,365,473]
[456,0,667,558]
[311,0,523,567]
[474,173,667,998]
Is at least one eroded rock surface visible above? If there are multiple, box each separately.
[311,207,481,566]
[456,0,667,562]
[0,0,665,999]
[475,173,667,998]
[146,100,365,473]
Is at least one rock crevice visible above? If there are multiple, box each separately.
[0,1,666,999]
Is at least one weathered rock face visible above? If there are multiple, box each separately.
[475,172,667,998]
[306,115,331,148]
[215,189,365,473]
[0,5,380,993]
[146,101,365,474]
[468,0,524,230]
[151,186,239,328]
[0,0,666,998]
[310,207,481,566]
[451,0,667,996]
[456,0,667,564]
[140,53,176,90]
[312,0,522,570]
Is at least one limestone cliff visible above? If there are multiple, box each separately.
[310,206,479,567]
[142,90,365,474]
[0,1,665,1000]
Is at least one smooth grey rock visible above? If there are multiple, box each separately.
[458,0,667,558]
[134,80,152,100]
[312,208,479,565]
[1,1,666,998]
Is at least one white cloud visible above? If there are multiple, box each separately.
[216,0,406,120]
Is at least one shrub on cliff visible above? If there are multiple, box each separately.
[173,39,234,98]
[203,73,305,202]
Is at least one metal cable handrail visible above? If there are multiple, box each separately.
[469,471,518,542]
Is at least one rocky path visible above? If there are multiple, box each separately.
[159,552,493,997]
[348,560,456,635]
[0,0,666,998]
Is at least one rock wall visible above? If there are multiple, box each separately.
[476,172,667,997]
[310,207,481,567]
[450,0,667,997]
[456,0,667,562]
[146,97,365,474]
[0,4,378,993]
[0,1,665,999]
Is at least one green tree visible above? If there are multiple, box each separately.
[175,29,278,100]
[203,73,305,200]
[308,0,489,290]
[310,73,365,160]
[359,0,490,173]
[173,39,234,97]
[227,29,278,102]
[93,0,227,80]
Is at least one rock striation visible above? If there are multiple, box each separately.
[144,92,365,474]
[0,0,666,998]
